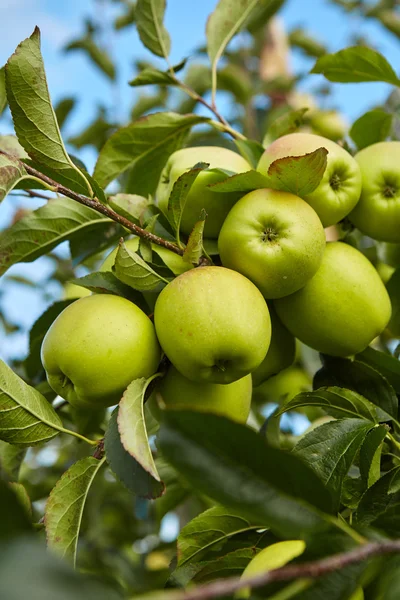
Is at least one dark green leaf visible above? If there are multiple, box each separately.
[294,418,373,510]
[267,148,328,196]
[104,408,164,498]
[359,425,388,489]
[45,457,105,565]
[0,441,26,482]
[54,97,76,130]
[5,28,92,195]
[71,272,144,302]
[267,108,309,141]
[311,46,400,85]
[357,466,400,529]
[0,67,6,114]
[113,240,169,291]
[94,112,210,195]
[0,479,32,540]
[69,221,123,267]
[129,66,180,87]
[315,355,398,421]
[350,109,393,150]
[245,0,285,33]
[357,347,400,395]
[68,109,115,151]
[278,387,380,422]
[0,197,110,276]
[159,410,333,538]
[289,28,327,58]
[135,0,171,58]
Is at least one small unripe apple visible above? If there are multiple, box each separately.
[157,146,251,239]
[151,366,252,423]
[218,188,326,299]
[349,142,400,242]
[252,306,296,387]
[309,110,348,141]
[274,242,391,357]
[41,295,161,408]
[258,132,361,227]
[237,540,306,598]
[154,266,271,384]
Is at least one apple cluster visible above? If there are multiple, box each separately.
[41,132,395,422]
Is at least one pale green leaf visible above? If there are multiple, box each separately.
[152,245,193,275]
[0,441,26,481]
[267,148,328,196]
[0,153,30,203]
[113,240,169,291]
[0,135,29,158]
[183,209,206,265]
[46,457,105,565]
[94,112,210,195]
[0,360,62,446]
[136,0,171,58]
[0,66,6,114]
[208,169,270,193]
[350,109,393,150]
[5,28,91,195]
[108,193,149,223]
[311,45,400,85]
[0,197,110,276]
[359,425,388,489]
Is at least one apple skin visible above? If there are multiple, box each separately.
[157,146,251,239]
[41,294,161,408]
[349,142,400,241]
[237,540,306,598]
[251,306,296,387]
[309,110,348,141]
[258,132,362,227]
[218,188,326,299]
[154,266,271,384]
[274,242,392,357]
[151,366,252,423]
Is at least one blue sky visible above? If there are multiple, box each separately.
[1,0,400,362]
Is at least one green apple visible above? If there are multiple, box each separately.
[63,282,91,300]
[349,142,400,242]
[377,242,400,268]
[154,266,271,384]
[309,110,348,141]
[151,366,252,423]
[157,146,251,239]
[252,366,311,402]
[218,188,326,299]
[252,306,296,387]
[41,294,161,408]
[237,540,306,598]
[274,242,391,357]
[258,132,361,227]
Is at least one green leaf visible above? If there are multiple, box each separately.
[289,28,327,58]
[0,134,28,158]
[311,45,400,85]
[65,35,115,80]
[129,66,178,87]
[356,466,400,529]
[135,0,171,58]
[118,377,163,490]
[176,506,263,568]
[94,112,210,195]
[183,209,206,265]
[68,108,115,151]
[359,425,388,489]
[71,272,143,302]
[108,193,149,223]
[0,152,30,203]
[104,407,164,498]
[113,240,169,291]
[45,456,105,566]
[158,410,333,539]
[54,97,76,130]
[24,300,74,380]
[208,169,270,193]
[357,347,400,395]
[206,0,260,83]
[152,245,193,275]
[277,387,380,423]
[315,355,398,421]
[234,139,265,169]
[0,197,110,276]
[350,109,393,150]
[167,162,209,244]
[294,418,373,510]
[0,359,63,446]
[0,479,32,540]
[245,0,285,34]
[267,148,328,196]
[0,67,6,114]
[5,28,92,195]
[9,482,32,518]
[0,441,26,482]
[267,108,309,141]
[114,1,136,30]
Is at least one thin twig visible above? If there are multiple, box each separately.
[24,189,52,201]
[1,151,184,256]
[150,540,400,600]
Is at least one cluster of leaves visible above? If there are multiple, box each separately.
[3,1,400,599]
